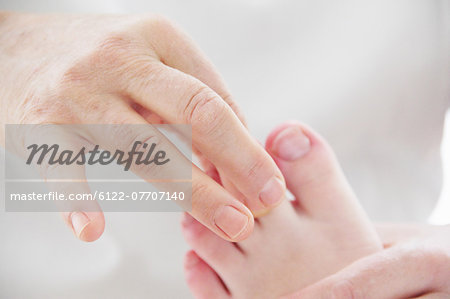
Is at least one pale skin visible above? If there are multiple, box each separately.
[1,12,449,297]
[295,223,450,299]
[0,12,287,242]
[182,122,450,299]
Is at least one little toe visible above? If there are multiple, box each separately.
[181,213,244,273]
[184,250,230,299]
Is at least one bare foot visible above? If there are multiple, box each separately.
[181,122,383,299]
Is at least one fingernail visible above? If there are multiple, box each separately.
[214,205,249,240]
[185,252,201,268]
[71,211,90,238]
[272,126,311,161]
[259,176,285,206]
[181,212,195,227]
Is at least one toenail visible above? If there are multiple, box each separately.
[271,126,311,161]
[259,176,285,206]
[214,205,249,240]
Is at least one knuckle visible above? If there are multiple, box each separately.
[60,62,94,87]
[114,126,160,153]
[61,32,147,90]
[147,14,176,33]
[112,127,161,176]
[94,33,135,67]
[20,98,53,124]
[84,99,108,117]
[225,95,246,124]
[190,182,213,215]
[19,92,70,124]
[184,87,228,137]
[82,97,124,122]
[134,156,159,178]
[182,86,211,122]
[245,155,271,183]
[221,92,233,104]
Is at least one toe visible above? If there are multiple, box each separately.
[181,213,244,273]
[184,250,230,299]
[265,121,361,220]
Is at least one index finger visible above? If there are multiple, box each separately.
[80,106,255,242]
[124,62,286,214]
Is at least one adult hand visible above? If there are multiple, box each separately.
[286,223,450,298]
[0,13,285,242]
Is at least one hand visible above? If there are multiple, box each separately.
[287,223,450,299]
[0,12,285,242]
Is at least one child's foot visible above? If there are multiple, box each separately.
[181,122,383,299]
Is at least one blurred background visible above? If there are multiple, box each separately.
[0,0,449,298]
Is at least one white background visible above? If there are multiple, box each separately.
[0,0,449,298]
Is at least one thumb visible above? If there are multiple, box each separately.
[25,125,105,242]
[45,163,105,242]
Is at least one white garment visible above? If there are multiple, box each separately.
[0,0,449,298]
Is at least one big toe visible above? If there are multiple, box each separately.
[266,121,364,222]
